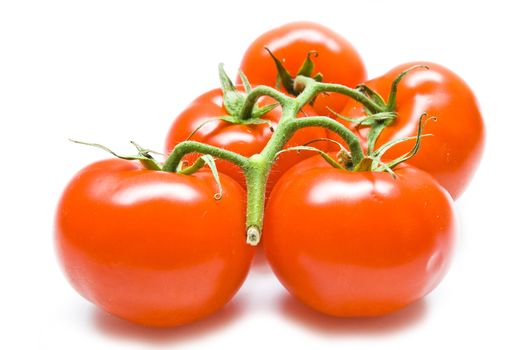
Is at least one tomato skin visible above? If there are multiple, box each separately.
[237,22,367,115]
[263,155,456,317]
[164,87,326,192]
[337,62,485,199]
[55,159,254,327]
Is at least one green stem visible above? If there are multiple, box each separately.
[290,116,364,165]
[178,157,206,175]
[242,104,297,245]
[294,76,385,114]
[238,86,292,120]
[244,154,269,245]
[162,141,248,172]
[163,80,368,246]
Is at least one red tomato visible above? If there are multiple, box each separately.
[165,87,326,193]
[337,62,485,199]
[263,154,456,317]
[55,159,254,327]
[237,21,367,115]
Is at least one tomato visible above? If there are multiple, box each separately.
[55,159,254,327]
[237,21,367,115]
[263,154,456,316]
[336,62,485,199]
[165,86,326,193]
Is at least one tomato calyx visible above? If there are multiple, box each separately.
[333,65,429,153]
[265,48,323,100]
[183,65,281,143]
[69,139,163,170]
[278,113,435,177]
[70,139,227,199]
[351,113,435,175]
[218,64,278,126]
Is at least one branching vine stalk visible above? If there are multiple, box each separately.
[163,77,383,246]
[162,67,425,246]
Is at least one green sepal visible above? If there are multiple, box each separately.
[219,63,245,116]
[371,158,397,178]
[252,103,279,120]
[386,65,429,111]
[303,137,348,153]
[385,114,435,169]
[70,139,162,170]
[312,72,323,82]
[265,48,322,105]
[296,51,318,77]
[357,84,387,107]
[353,157,374,172]
[177,155,224,200]
[297,52,322,106]
[373,135,428,159]
[176,159,188,173]
[303,137,353,169]
[238,69,252,93]
[370,114,435,172]
[329,106,397,155]
[329,108,396,127]
[130,141,165,157]
[218,64,278,122]
[200,155,224,200]
[185,118,221,141]
[275,145,345,170]
[265,47,295,94]
[185,107,278,142]
[367,123,388,155]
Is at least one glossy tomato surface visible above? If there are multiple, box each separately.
[338,62,485,199]
[55,159,254,327]
[237,22,367,115]
[263,155,456,317]
[165,87,326,192]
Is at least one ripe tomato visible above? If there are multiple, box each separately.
[237,21,367,115]
[263,154,456,317]
[55,159,254,327]
[165,87,326,192]
[337,62,485,199]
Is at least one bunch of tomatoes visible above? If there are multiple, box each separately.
[55,22,485,327]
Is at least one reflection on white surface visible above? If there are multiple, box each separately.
[114,182,201,206]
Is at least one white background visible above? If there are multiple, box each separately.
[1,0,524,349]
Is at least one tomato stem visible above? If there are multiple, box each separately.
[177,156,207,175]
[162,141,249,172]
[244,155,270,246]
[238,85,292,120]
[289,116,364,165]
[293,76,385,114]
[165,77,376,244]
[165,77,382,244]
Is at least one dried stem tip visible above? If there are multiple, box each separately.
[246,226,261,246]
